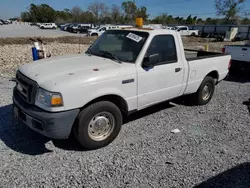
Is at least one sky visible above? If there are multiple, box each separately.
[0,0,250,20]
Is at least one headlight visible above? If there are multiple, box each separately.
[36,88,63,107]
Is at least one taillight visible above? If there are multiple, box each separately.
[222,47,225,53]
[228,59,232,70]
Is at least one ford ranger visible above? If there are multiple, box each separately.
[12,28,231,149]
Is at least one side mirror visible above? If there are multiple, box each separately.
[143,53,160,68]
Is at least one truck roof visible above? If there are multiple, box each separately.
[117,27,179,35]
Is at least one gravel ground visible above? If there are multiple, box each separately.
[0,24,83,38]
[0,74,250,187]
[0,43,89,78]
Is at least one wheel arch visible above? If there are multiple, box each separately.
[205,70,219,84]
[80,94,129,115]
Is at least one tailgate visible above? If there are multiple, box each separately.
[225,46,250,62]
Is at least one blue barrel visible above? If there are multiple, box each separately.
[32,47,39,61]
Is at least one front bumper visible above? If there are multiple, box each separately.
[13,87,79,139]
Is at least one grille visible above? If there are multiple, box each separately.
[16,71,38,104]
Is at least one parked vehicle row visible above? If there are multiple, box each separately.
[60,23,133,36]
[0,19,12,25]
[29,22,57,29]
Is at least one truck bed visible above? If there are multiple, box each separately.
[185,49,227,61]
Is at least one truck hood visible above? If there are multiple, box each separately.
[18,54,129,91]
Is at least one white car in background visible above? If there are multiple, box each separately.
[87,25,121,36]
[174,26,199,36]
[40,23,57,29]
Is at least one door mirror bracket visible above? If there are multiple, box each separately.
[142,53,160,68]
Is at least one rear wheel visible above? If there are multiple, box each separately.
[190,76,215,105]
[74,101,122,150]
[191,32,196,36]
[91,33,98,36]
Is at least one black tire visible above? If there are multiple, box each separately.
[191,32,196,36]
[41,26,44,29]
[91,33,98,36]
[74,101,122,150]
[190,76,215,105]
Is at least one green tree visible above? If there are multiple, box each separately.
[136,6,149,21]
[22,4,57,22]
[215,0,246,24]
[122,1,137,24]
[88,2,108,22]
[111,4,122,24]
[21,12,31,22]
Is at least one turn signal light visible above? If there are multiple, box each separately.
[51,95,63,106]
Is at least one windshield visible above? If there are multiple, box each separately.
[86,30,149,63]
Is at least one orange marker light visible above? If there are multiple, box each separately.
[51,95,63,106]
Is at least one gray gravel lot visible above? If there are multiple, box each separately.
[0,74,250,188]
[0,24,84,38]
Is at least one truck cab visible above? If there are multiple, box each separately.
[12,27,230,150]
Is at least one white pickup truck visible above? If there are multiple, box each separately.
[12,28,231,149]
[40,23,57,29]
[87,25,120,36]
[174,26,199,36]
[223,44,250,73]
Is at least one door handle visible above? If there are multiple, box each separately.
[175,68,182,72]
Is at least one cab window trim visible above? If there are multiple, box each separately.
[143,34,178,67]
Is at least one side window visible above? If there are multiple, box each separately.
[146,35,177,65]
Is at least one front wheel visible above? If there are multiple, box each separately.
[190,76,215,105]
[74,101,122,150]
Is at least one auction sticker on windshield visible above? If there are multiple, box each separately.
[126,32,143,42]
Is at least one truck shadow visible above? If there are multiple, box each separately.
[0,104,53,155]
[0,101,175,154]
[193,162,250,188]
[225,71,250,83]
[123,101,175,123]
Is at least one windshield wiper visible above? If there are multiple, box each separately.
[100,50,122,64]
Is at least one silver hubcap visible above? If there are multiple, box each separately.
[88,112,115,141]
[202,83,212,101]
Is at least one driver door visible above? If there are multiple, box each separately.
[137,34,184,109]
